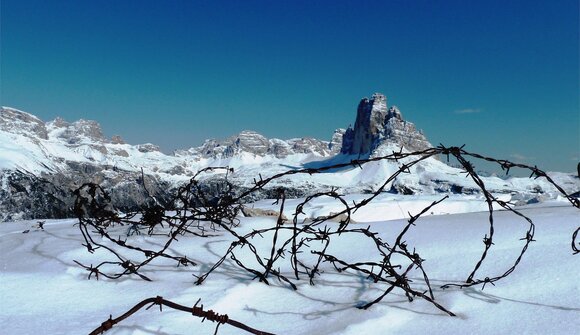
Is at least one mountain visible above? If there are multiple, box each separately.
[176,130,335,159]
[341,93,431,155]
[0,94,577,221]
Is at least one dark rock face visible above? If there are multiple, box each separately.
[350,93,388,155]
[0,166,175,222]
[0,170,73,221]
[341,127,355,154]
[341,93,432,155]
[166,176,314,208]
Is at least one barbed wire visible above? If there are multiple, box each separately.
[89,296,274,335]
[73,145,579,332]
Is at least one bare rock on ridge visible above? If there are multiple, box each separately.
[341,93,432,155]
[0,107,48,140]
[190,130,334,159]
[47,118,108,144]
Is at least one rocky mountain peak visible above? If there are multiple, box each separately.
[188,130,334,159]
[234,130,270,156]
[194,131,270,158]
[329,129,346,154]
[51,117,68,128]
[370,92,387,111]
[0,107,48,140]
[111,135,126,144]
[386,106,402,121]
[340,93,432,155]
[47,117,107,144]
[349,93,388,155]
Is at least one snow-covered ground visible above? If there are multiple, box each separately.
[0,195,578,334]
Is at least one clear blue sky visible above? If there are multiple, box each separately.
[1,0,578,172]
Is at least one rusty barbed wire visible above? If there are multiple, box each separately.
[74,145,579,330]
[89,296,274,335]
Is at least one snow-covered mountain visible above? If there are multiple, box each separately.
[177,130,339,159]
[1,94,577,221]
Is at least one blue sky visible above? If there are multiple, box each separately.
[1,0,578,172]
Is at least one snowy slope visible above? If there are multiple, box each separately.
[0,196,578,334]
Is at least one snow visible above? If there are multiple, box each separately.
[0,132,52,173]
[1,196,578,334]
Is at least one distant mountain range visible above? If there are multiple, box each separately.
[1,93,577,221]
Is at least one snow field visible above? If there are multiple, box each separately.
[0,196,578,334]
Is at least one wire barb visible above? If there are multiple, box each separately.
[74,145,579,330]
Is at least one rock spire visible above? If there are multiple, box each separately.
[340,93,431,155]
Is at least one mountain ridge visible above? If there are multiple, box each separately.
[1,95,577,221]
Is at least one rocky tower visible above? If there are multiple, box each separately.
[340,93,432,155]
[340,93,388,155]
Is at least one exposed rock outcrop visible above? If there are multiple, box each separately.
[0,166,174,222]
[111,135,125,144]
[47,118,107,144]
[329,129,345,154]
[187,130,334,159]
[0,107,48,140]
[137,143,161,153]
[381,107,431,153]
[341,93,432,155]
[287,137,330,156]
